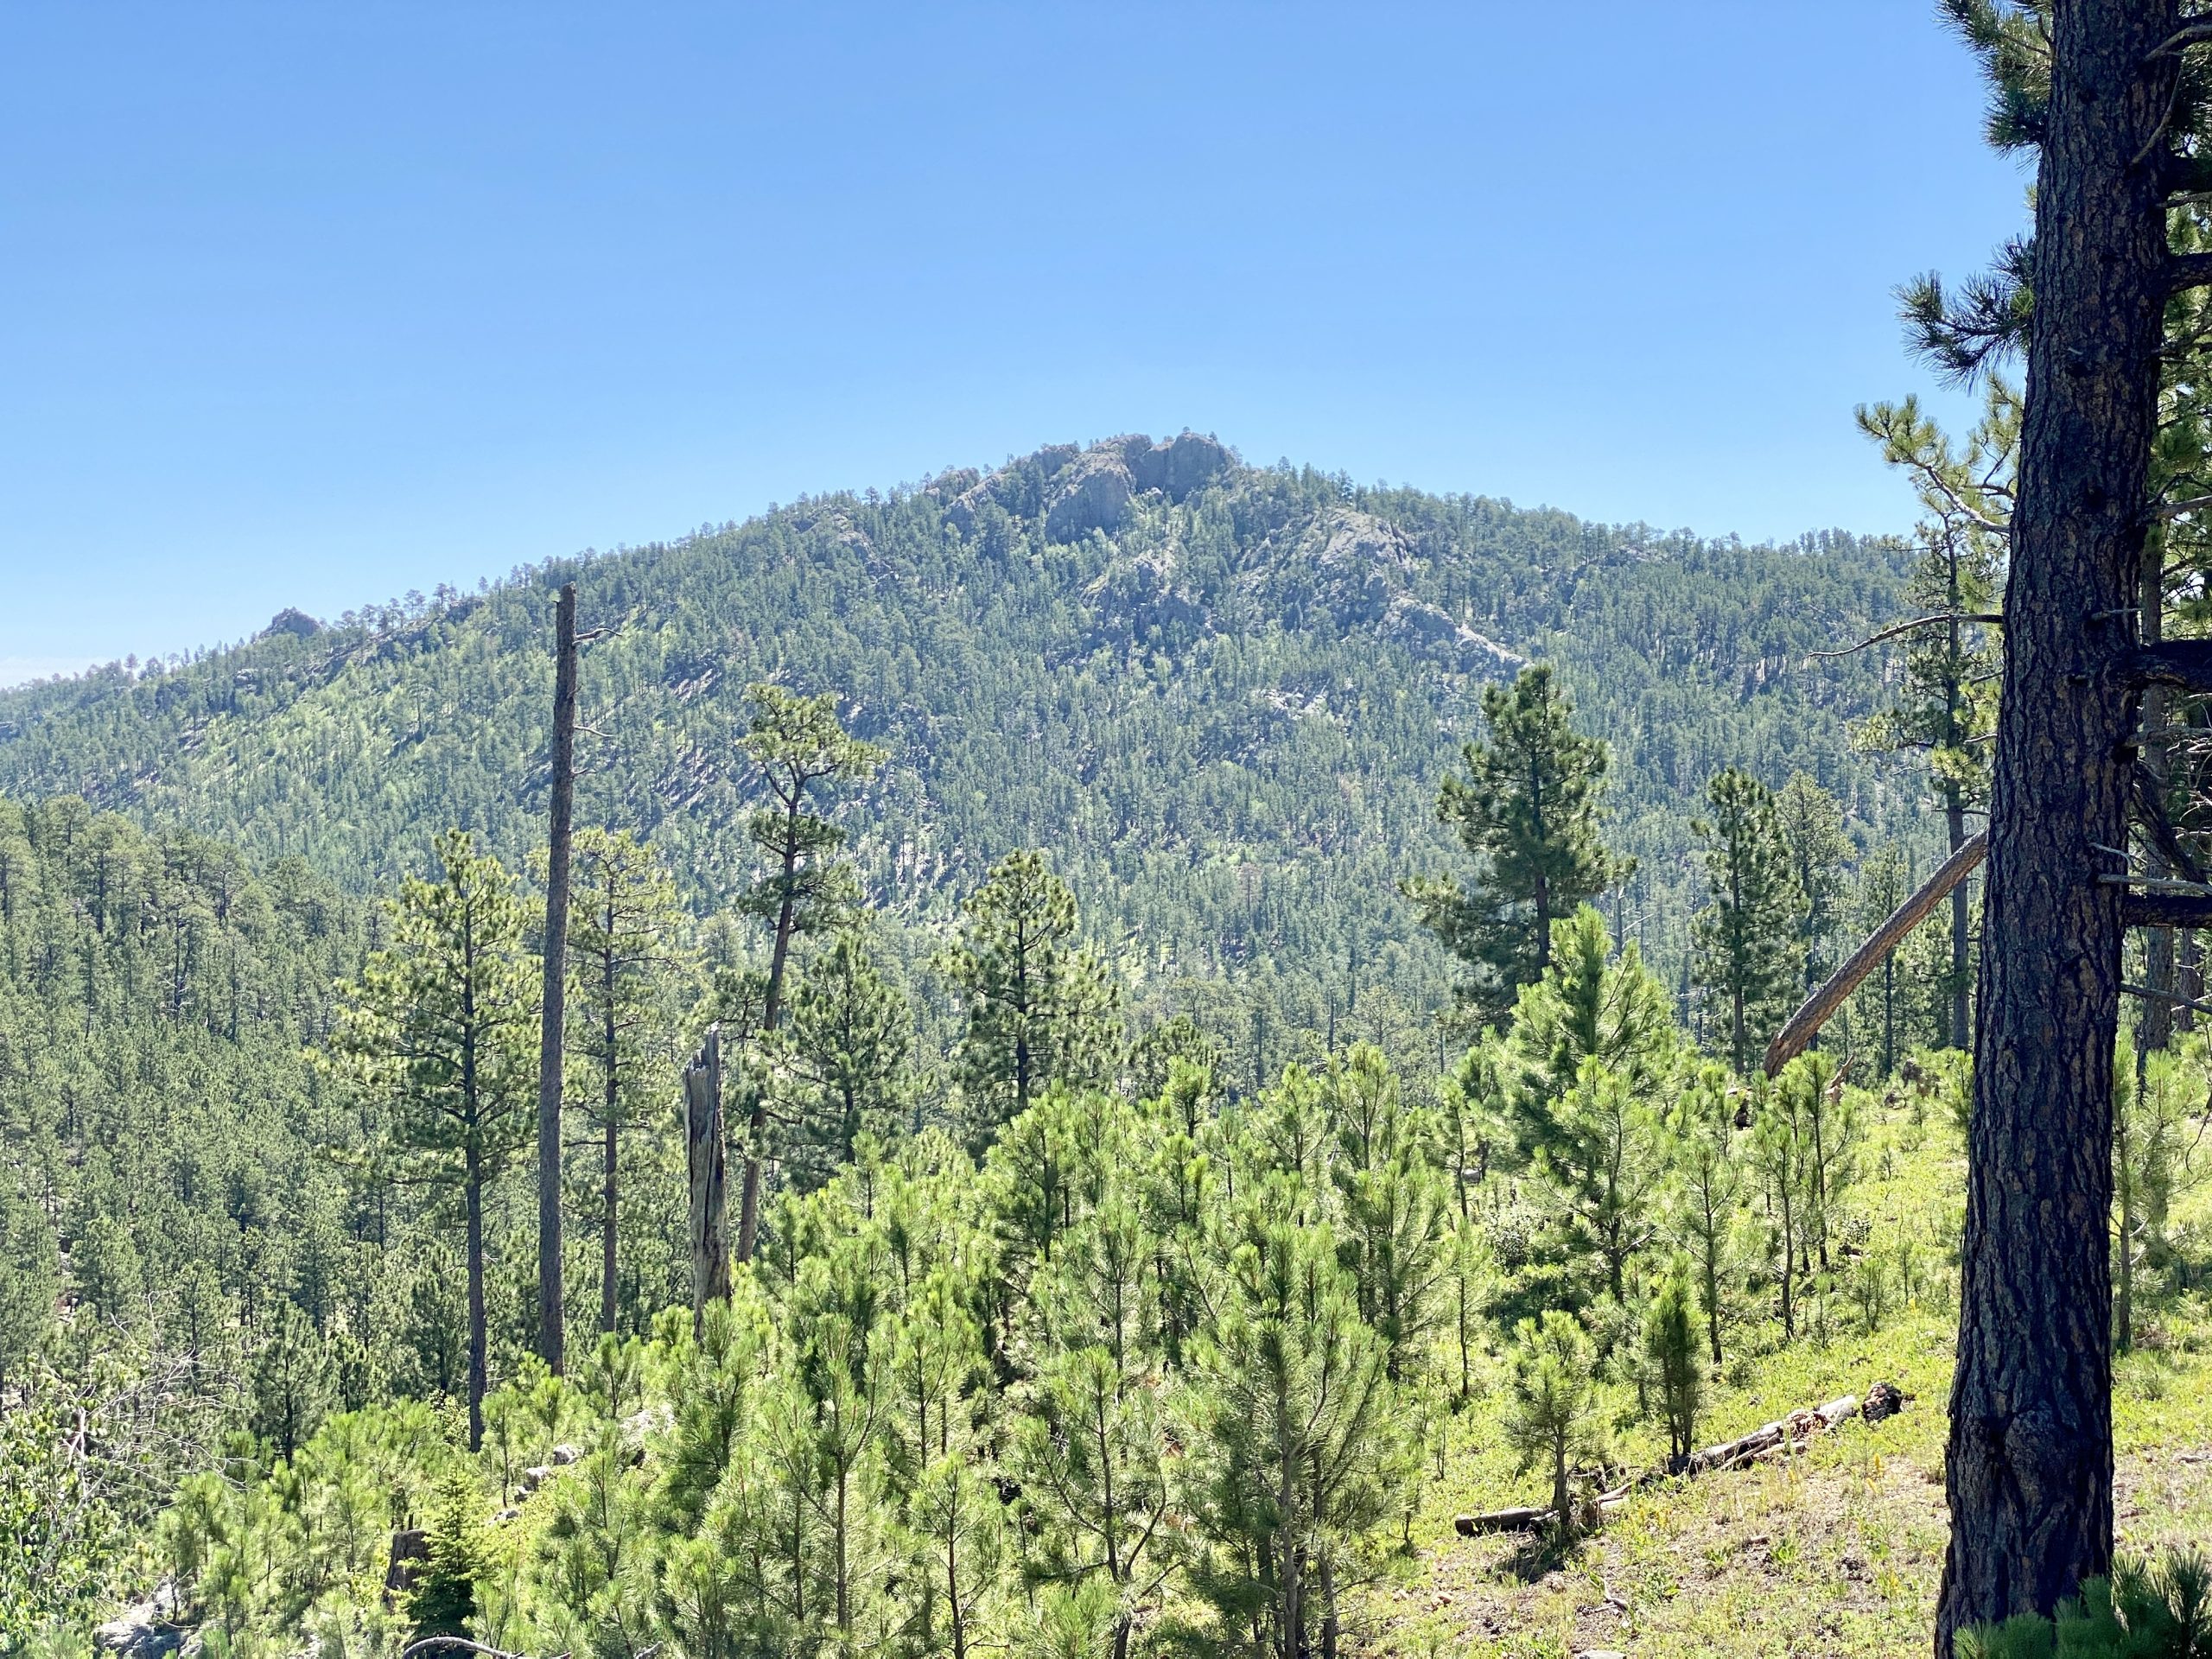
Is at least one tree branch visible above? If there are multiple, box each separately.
[2171,251,2212,292]
[2123,891,2212,928]
[2150,19,2212,58]
[2121,981,2212,1019]
[1807,613,2002,662]
[2126,639,2212,691]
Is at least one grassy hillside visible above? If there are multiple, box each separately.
[1381,1091,2212,1658]
[0,436,1918,1034]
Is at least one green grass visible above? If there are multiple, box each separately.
[1354,1095,2212,1658]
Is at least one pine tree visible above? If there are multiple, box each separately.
[1539,1057,1668,1306]
[1772,772,1854,1001]
[1846,843,1913,1077]
[1179,1211,1397,1659]
[1505,906,1676,1114]
[1324,1045,1448,1381]
[944,851,1120,1145]
[734,683,886,1261]
[0,1185,55,1390]
[1501,1311,1602,1543]
[562,827,686,1336]
[410,1462,492,1640]
[1691,769,1807,1074]
[1666,1062,1744,1367]
[1750,1052,1859,1342]
[1495,906,1676,1287]
[1642,1260,1702,1469]
[1913,8,2196,1630]
[330,829,537,1450]
[777,926,913,1192]
[249,1300,332,1460]
[1403,664,1622,1026]
[1855,381,2009,1052]
[1013,1192,1173,1659]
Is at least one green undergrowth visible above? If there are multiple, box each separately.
[1362,1091,2212,1658]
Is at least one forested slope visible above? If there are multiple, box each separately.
[0,435,1916,1031]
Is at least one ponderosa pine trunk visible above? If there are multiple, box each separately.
[736,842,799,1264]
[466,1154,487,1452]
[1938,3,2177,1643]
[2139,545,2176,1054]
[537,581,577,1373]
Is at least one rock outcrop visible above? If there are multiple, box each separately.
[1045,451,1136,542]
[260,607,322,640]
[1110,431,1234,501]
[943,432,1236,541]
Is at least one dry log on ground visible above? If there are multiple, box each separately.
[1452,1385,1904,1539]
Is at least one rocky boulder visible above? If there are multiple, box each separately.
[1305,510,1418,626]
[1045,452,1135,542]
[260,607,321,640]
[1110,432,1235,501]
[92,1583,179,1659]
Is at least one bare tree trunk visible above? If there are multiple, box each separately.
[537,581,578,1374]
[2181,930,2202,1032]
[1940,3,2174,1642]
[737,857,800,1263]
[466,1163,487,1452]
[684,1028,732,1332]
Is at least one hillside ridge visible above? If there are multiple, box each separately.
[0,435,1916,1019]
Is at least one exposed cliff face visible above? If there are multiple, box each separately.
[1046,450,1136,542]
[937,431,1235,541]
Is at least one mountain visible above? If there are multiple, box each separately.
[0,433,1916,1030]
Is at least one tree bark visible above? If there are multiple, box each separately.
[684,1027,732,1332]
[466,1160,486,1452]
[1940,3,2177,1643]
[737,842,800,1264]
[537,581,578,1374]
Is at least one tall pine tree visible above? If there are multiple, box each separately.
[734,684,885,1260]
[944,851,1119,1147]
[330,829,537,1450]
[1404,665,1621,1026]
[1691,769,1807,1074]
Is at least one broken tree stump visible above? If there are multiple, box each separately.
[683,1027,732,1332]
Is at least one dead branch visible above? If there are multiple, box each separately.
[1806,613,2002,662]
[1764,833,1987,1076]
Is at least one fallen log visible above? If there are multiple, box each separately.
[1454,1503,1551,1535]
[1452,1387,1902,1539]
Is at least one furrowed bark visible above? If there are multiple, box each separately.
[537,582,577,1374]
[684,1027,732,1333]
[1938,3,2177,1643]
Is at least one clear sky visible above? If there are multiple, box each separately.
[0,2,2029,685]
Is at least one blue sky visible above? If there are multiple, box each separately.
[0,3,2028,684]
